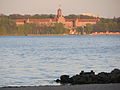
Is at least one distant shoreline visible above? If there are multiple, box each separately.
[0,34,66,36]
[91,32,120,35]
[0,34,68,36]
[0,33,120,36]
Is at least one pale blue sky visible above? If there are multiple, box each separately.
[0,0,120,18]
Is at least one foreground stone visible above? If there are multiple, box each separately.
[56,69,120,84]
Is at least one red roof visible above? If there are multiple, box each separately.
[30,19,51,22]
[16,19,26,22]
[78,19,100,22]
[16,18,100,22]
[16,19,51,22]
[65,19,74,22]
[52,18,58,22]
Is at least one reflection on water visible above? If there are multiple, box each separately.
[0,35,120,87]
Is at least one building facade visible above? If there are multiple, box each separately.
[16,8,100,34]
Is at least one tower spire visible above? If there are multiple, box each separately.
[57,7,62,18]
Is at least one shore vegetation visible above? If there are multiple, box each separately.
[0,14,120,35]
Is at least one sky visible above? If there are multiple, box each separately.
[0,0,120,18]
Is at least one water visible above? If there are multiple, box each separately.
[0,35,120,87]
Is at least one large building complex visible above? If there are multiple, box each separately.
[16,8,100,34]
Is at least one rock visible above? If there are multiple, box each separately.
[97,72,111,83]
[60,75,70,83]
[80,70,95,75]
[110,69,120,83]
[55,69,120,85]
[55,79,60,83]
[111,69,120,75]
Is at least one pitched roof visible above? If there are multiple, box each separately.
[16,19,52,22]
[16,19,26,22]
[65,19,74,22]
[51,18,58,22]
[16,18,100,22]
[78,19,100,22]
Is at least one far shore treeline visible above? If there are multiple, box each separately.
[0,14,120,35]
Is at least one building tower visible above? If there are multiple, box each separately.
[57,8,62,18]
[57,8,65,24]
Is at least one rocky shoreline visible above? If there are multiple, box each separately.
[56,69,120,85]
[1,69,120,90]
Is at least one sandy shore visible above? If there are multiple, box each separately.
[1,84,120,90]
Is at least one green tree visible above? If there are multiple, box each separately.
[0,17,16,35]
[84,24,93,34]
[65,14,79,19]
[52,23,67,34]
[17,23,36,35]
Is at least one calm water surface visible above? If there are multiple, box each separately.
[0,35,120,87]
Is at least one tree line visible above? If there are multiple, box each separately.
[17,23,68,35]
[0,14,120,35]
[0,14,97,19]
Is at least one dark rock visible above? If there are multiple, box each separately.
[56,79,60,83]
[55,69,120,85]
[111,69,120,75]
[60,75,70,83]
[80,70,95,75]
[110,69,120,83]
[97,72,111,83]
